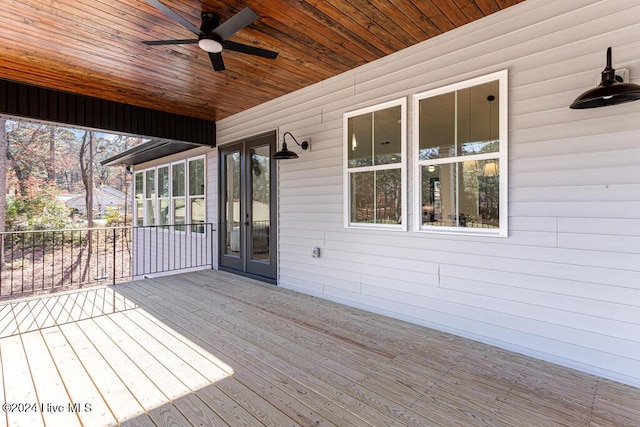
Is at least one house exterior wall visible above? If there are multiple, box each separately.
[214,0,640,387]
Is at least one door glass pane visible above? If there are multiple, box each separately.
[251,145,270,261]
[225,152,241,256]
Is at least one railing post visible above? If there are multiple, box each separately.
[112,227,117,286]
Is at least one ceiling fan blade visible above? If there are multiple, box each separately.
[223,41,279,59]
[145,0,203,35]
[208,52,225,71]
[212,7,258,41]
[143,39,198,46]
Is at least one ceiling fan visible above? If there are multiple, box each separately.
[142,0,279,71]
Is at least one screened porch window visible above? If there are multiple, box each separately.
[134,155,206,232]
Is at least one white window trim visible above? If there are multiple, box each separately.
[133,154,206,232]
[412,70,509,237]
[343,97,407,230]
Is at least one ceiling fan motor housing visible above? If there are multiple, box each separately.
[198,13,223,53]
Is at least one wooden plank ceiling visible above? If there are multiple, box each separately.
[0,0,525,122]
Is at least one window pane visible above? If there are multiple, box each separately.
[350,169,402,225]
[135,200,143,225]
[135,173,143,199]
[419,92,455,160]
[190,198,205,233]
[158,167,169,198]
[457,81,500,156]
[421,163,457,227]
[189,158,205,196]
[158,199,169,226]
[350,171,374,223]
[421,160,500,229]
[348,114,372,168]
[145,169,155,199]
[172,163,185,197]
[374,106,402,165]
[375,169,402,224]
[173,198,186,230]
[459,160,500,229]
[145,200,155,225]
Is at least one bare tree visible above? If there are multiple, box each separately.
[48,126,56,183]
[0,118,7,270]
[79,131,94,228]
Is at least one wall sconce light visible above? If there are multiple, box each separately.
[570,47,640,109]
[273,131,310,160]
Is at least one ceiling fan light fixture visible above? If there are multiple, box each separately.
[198,38,223,53]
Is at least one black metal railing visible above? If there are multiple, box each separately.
[0,223,214,299]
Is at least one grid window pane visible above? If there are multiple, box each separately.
[189,158,205,196]
[350,171,374,223]
[145,170,155,199]
[158,167,169,198]
[172,163,185,197]
[418,92,455,160]
[348,114,373,168]
[374,106,402,165]
[135,173,143,199]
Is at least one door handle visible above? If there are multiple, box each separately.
[244,213,250,227]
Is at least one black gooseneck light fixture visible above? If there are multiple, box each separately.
[570,47,640,109]
[273,131,310,160]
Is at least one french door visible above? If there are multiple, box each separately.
[219,132,277,281]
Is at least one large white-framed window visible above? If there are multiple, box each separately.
[343,98,407,230]
[413,70,508,236]
[133,154,206,232]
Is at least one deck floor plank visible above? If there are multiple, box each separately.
[122,282,370,427]
[132,275,481,426]
[0,334,43,427]
[0,270,638,426]
[57,321,147,423]
[173,392,231,427]
[39,326,117,427]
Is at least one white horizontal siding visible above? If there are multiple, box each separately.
[216,0,640,387]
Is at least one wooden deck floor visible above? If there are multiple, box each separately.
[0,269,638,426]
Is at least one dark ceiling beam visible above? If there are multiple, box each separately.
[0,78,215,146]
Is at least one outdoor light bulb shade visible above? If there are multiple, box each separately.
[273,142,299,160]
[570,47,640,109]
[198,38,223,53]
[570,81,640,109]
